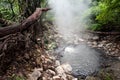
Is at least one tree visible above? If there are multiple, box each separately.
[89,0,120,31]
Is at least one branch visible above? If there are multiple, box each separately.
[0,8,50,38]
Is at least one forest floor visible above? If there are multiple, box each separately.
[0,22,120,80]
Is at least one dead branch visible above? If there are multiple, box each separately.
[0,8,50,38]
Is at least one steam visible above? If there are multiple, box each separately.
[47,0,100,76]
[48,0,91,42]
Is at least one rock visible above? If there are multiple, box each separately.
[53,76,61,80]
[61,63,72,73]
[101,41,107,44]
[64,46,75,53]
[118,57,120,60]
[72,78,78,80]
[49,56,56,60]
[55,60,61,66]
[92,42,97,47]
[43,63,48,70]
[85,76,100,80]
[45,58,53,64]
[78,38,84,42]
[46,69,56,76]
[36,57,41,65]
[28,68,41,80]
[56,66,65,74]
[106,43,112,47]
[67,75,74,80]
[42,72,51,80]
[93,36,99,40]
[98,44,103,48]
[24,53,30,59]
[58,73,67,80]
[37,49,41,53]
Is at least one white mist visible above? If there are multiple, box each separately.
[48,0,91,42]
[48,0,100,76]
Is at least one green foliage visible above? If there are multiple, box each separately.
[88,23,102,31]
[10,74,26,80]
[89,0,120,31]
[0,0,19,21]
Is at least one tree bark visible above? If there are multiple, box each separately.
[0,8,50,38]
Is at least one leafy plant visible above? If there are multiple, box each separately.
[89,0,120,31]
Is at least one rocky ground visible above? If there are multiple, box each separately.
[1,22,120,80]
[85,34,120,80]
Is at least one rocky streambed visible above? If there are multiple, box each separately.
[40,22,120,80]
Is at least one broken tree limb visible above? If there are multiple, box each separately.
[0,8,50,38]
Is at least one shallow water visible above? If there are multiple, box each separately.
[59,43,100,76]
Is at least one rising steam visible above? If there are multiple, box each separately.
[48,0,91,42]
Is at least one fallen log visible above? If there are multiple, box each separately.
[0,8,50,38]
